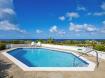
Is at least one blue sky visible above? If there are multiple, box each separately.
[0,0,105,39]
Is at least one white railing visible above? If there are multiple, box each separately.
[6,44,31,48]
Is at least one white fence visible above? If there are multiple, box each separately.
[6,44,31,48]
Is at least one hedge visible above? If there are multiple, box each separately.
[94,45,105,52]
[0,43,6,50]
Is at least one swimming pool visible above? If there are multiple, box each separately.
[2,48,96,71]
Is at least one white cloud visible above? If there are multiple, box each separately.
[0,0,27,34]
[69,23,82,32]
[87,12,92,15]
[58,31,66,35]
[100,30,105,33]
[84,25,96,32]
[77,6,86,11]
[0,0,15,19]
[36,29,42,33]
[0,20,26,33]
[49,25,66,36]
[93,12,105,16]
[87,12,105,16]
[101,2,105,10]
[58,12,79,21]
[87,2,105,16]
[100,26,105,33]
[69,22,97,32]
[0,20,18,31]
[49,25,58,33]
[66,12,79,20]
[0,0,13,8]
[102,21,105,25]
[58,16,65,21]
[0,8,15,19]
[2,8,15,15]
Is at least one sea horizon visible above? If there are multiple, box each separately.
[0,39,105,41]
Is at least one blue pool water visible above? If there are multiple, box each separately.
[8,48,89,67]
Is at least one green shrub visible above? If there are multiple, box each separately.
[12,40,25,44]
[94,45,105,52]
[47,38,54,44]
[0,43,6,50]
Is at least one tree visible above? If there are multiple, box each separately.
[47,37,54,43]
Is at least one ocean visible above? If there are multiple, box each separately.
[0,39,105,41]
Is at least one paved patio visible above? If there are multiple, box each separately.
[0,49,105,78]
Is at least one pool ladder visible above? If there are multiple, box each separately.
[77,50,99,68]
[73,58,81,67]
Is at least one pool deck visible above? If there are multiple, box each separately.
[0,47,105,78]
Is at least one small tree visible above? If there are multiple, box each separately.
[0,43,6,50]
[47,37,54,44]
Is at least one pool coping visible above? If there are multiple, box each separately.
[2,47,96,71]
